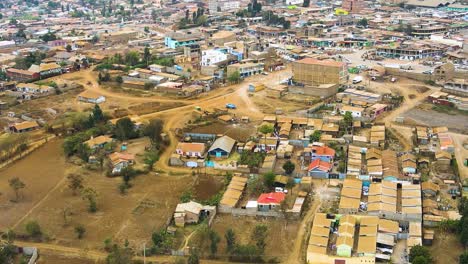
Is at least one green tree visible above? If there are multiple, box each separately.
[144,82,153,90]
[209,230,221,257]
[74,224,86,239]
[282,160,295,175]
[25,220,42,238]
[151,229,172,254]
[409,245,432,263]
[121,167,136,186]
[81,187,98,213]
[92,104,105,123]
[460,251,468,264]
[263,172,276,190]
[114,117,137,141]
[76,142,91,162]
[67,174,83,195]
[259,123,274,136]
[225,229,236,252]
[143,119,164,147]
[258,123,274,150]
[124,51,140,66]
[187,247,200,264]
[143,45,151,66]
[343,111,353,127]
[115,76,123,84]
[309,130,322,142]
[66,44,72,52]
[413,256,430,264]
[40,31,57,42]
[9,177,26,202]
[251,224,268,254]
[357,18,368,27]
[0,237,15,263]
[227,71,241,83]
[106,243,133,264]
[302,0,310,7]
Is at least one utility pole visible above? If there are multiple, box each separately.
[143,243,146,264]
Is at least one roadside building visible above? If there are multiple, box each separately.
[227,62,264,78]
[257,192,286,212]
[208,135,236,159]
[176,142,206,158]
[307,159,332,178]
[8,121,40,133]
[77,90,106,104]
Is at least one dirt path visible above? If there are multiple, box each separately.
[448,132,468,180]
[285,181,325,264]
[9,239,234,263]
[135,69,291,173]
[378,84,437,151]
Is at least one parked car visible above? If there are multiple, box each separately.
[225,103,237,109]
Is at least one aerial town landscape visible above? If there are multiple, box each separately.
[0,0,467,263]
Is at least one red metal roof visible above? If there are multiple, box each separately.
[257,192,286,205]
[311,146,336,157]
[308,159,332,172]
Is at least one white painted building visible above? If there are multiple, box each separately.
[340,105,364,118]
[220,1,240,11]
[201,49,228,66]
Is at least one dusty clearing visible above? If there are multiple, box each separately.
[0,139,67,229]
[430,232,464,264]
[1,139,191,250]
[403,104,468,134]
[210,214,299,262]
[36,253,98,264]
[190,122,258,142]
[128,101,187,115]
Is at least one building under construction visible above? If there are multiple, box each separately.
[290,58,348,97]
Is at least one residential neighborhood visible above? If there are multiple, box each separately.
[0,0,467,263]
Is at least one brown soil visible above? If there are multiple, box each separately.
[0,139,67,229]
[128,101,187,115]
[190,122,257,142]
[193,174,224,200]
[210,214,299,262]
[430,232,464,264]
[0,139,191,250]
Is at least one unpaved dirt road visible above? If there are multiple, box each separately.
[378,83,437,151]
[448,132,468,180]
[285,183,324,264]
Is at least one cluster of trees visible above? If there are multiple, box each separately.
[409,245,432,264]
[239,151,265,169]
[227,71,241,84]
[14,51,46,70]
[0,231,16,263]
[261,11,291,29]
[235,0,262,17]
[436,197,468,263]
[9,177,26,202]
[0,134,29,163]
[40,31,58,42]
[179,8,207,29]
[96,48,174,72]
[356,18,368,27]
[247,171,294,196]
[63,105,108,160]
[395,23,414,35]
[227,225,269,262]
[67,173,99,213]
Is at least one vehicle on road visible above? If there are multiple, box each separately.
[226,103,237,109]
[352,76,363,84]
